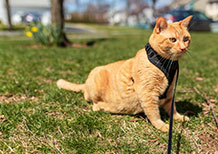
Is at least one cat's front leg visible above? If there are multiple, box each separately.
[140,95,169,132]
[162,98,189,121]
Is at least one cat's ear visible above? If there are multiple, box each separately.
[180,16,192,28]
[155,17,168,34]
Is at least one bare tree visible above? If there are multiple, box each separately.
[51,0,70,47]
[83,2,109,23]
[125,0,148,24]
[5,0,13,30]
[152,0,158,17]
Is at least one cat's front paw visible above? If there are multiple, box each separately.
[174,113,189,121]
[158,123,169,132]
[152,120,169,132]
[92,104,100,111]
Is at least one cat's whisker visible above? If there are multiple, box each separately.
[169,58,174,71]
[185,49,193,58]
[161,57,169,70]
[166,56,173,71]
[168,54,176,72]
[187,49,193,54]
[186,51,192,58]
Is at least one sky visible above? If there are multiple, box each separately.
[65,0,174,13]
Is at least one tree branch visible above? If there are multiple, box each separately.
[193,87,218,129]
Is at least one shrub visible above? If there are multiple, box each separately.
[25,23,63,46]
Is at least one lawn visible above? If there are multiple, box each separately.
[0,25,218,153]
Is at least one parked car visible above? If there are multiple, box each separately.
[23,12,41,24]
[151,10,213,31]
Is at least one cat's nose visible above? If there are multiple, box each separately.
[181,48,187,52]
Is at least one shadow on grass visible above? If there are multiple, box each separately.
[160,100,202,121]
[133,100,202,122]
[175,100,202,154]
[176,100,202,117]
[86,38,108,46]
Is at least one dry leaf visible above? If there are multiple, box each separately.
[196,77,204,81]
[129,118,142,122]
[150,138,159,142]
[48,150,56,153]
[207,123,218,131]
[209,99,216,103]
[97,131,102,138]
[202,103,215,115]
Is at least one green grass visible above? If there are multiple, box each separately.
[0,23,26,31]
[0,25,218,153]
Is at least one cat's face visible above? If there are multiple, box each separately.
[149,16,192,60]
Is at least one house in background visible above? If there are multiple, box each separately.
[206,0,218,21]
[169,0,218,21]
[108,7,153,28]
[0,0,50,24]
[193,0,218,21]
[108,10,127,26]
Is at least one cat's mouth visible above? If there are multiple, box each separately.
[173,51,187,59]
[169,48,188,60]
[158,47,188,60]
[178,48,188,55]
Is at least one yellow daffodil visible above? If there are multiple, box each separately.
[31,27,38,32]
[26,31,33,37]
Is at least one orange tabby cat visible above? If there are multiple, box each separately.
[57,16,192,131]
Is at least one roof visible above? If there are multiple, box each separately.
[208,0,218,3]
[10,0,50,8]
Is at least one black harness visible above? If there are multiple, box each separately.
[145,43,179,99]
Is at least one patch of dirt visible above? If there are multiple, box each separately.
[198,131,218,153]
[180,122,218,153]
[24,42,93,49]
[47,111,65,119]
[60,70,76,76]
[2,122,62,153]
[0,94,39,104]
[24,44,45,49]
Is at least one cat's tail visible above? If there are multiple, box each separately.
[56,79,85,92]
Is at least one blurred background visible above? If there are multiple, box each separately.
[0,1,218,153]
[0,0,218,34]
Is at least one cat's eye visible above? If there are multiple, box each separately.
[169,37,177,43]
[183,36,189,42]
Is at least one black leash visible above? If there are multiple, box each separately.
[167,69,179,154]
[145,43,179,154]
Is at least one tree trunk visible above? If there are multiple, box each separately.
[152,0,157,18]
[51,0,71,47]
[125,0,130,25]
[5,0,13,30]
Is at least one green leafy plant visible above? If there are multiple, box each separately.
[26,23,63,46]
